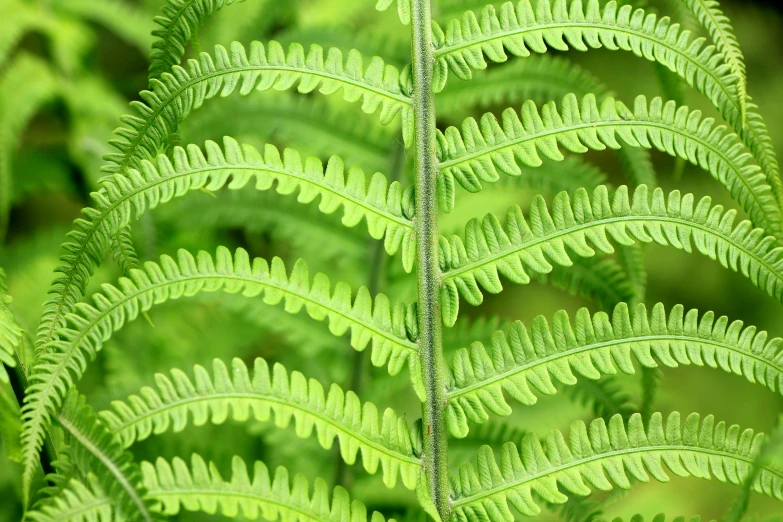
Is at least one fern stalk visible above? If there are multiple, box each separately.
[412,0,449,520]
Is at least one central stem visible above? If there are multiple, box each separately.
[411,1,450,520]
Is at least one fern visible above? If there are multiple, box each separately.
[6,1,783,519]
[440,185,783,325]
[450,412,782,521]
[679,0,747,122]
[436,94,777,238]
[100,357,421,489]
[445,302,783,436]
[22,247,421,503]
[0,268,22,383]
[104,40,414,175]
[25,473,112,522]
[54,392,156,522]
[143,454,397,521]
[149,0,248,79]
[36,137,414,365]
[431,0,781,209]
[181,94,397,173]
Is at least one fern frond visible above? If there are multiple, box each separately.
[450,412,782,521]
[149,0,247,79]
[143,453,398,521]
[531,256,636,312]
[431,0,781,204]
[25,474,112,522]
[23,247,420,505]
[0,53,59,237]
[445,302,782,436]
[679,0,747,122]
[182,94,396,173]
[104,40,413,175]
[435,54,607,115]
[0,270,23,382]
[436,94,778,238]
[55,393,155,521]
[100,357,420,488]
[37,136,413,367]
[439,185,783,325]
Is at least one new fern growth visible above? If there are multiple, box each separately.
[2,0,783,521]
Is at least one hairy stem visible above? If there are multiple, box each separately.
[412,1,449,520]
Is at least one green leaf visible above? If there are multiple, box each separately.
[436,94,779,239]
[22,247,420,506]
[36,137,413,369]
[0,268,22,383]
[55,392,156,522]
[445,302,783,437]
[25,473,113,522]
[450,412,782,521]
[432,0,780,212]
[104,40,414,175]
[143,454,397,522]
[149,0,248,79]
[439,185,783,325]
[376,0,411,25]
[100,357,421,489]
[679,0,747,122]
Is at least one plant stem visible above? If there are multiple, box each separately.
[411,1,450,520]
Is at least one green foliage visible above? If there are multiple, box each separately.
[104,40,414,175]
[440,185,783,324]
[450,412,782,521]
[445,302,782,436]
[436,94,776,236]
[100,357,421,488]
[3,0,783,520]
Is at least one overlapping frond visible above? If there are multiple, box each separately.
[143,454,397,521]
[22,247,420,504]
[680,0,747,121]
[436,94,778,238]
[439,185,783,325]
[431,0,781,206]
[530,257,636,312]
[100,357,420,489]
[435,54,606,115]
[149,0,247,79]
[598,516,707,522]
[104,40,413,175]
[445,302,783,436]
[181,94,396,172]
[0,268,22,382]
[450,412,782,521]
[36,137,413,369]
[25,474,112,522]
[55,393,155,521]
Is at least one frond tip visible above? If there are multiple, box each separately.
[100,357,421,489]
[439,185,783,325]
[143,454,397,522]
[450,412,783,522]
[445,302,783,437]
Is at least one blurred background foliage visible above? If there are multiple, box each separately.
[1,0,782,520]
